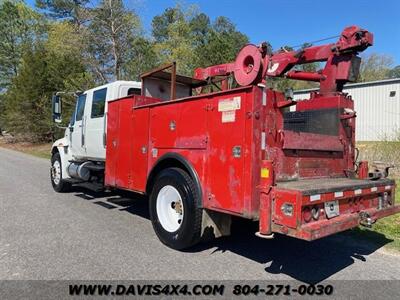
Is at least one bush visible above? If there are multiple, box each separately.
[357,141,400,177]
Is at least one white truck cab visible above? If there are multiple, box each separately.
[50,80,141,191]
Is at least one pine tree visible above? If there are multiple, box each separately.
[88,0,141,81]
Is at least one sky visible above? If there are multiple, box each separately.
[27,0,400,65]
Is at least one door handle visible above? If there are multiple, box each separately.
[81,116,86,147]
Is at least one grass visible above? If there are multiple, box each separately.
[350,179,400,253]
[0,137,51,159]
[352,141,400,252]
[25,146,52,159]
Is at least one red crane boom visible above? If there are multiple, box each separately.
[194,26,373,94]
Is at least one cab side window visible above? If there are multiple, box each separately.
[91,88,107,118]
[75,94,86,122]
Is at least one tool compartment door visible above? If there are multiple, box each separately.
[150,100,207,149]
[150,105,178,149]
[206,93,247,214]
[130,107,150,192]
[105,100,120,187]
[114,98,134,188]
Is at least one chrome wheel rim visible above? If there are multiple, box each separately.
[51,160,61,185]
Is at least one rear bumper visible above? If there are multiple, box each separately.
[294,204,400,241]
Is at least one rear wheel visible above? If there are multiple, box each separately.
[149,168,202,250]
[51,152,71,193]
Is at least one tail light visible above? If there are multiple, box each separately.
[281,203,294,216]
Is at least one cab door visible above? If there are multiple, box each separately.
[69,93,87,158]
[85,87,108,159]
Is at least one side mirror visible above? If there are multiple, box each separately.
[52,94,62,123]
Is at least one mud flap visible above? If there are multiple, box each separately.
[201,209,231,241]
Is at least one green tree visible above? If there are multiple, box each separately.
[151,6,249,76]
[189,12,210,48]
[46,21,94,124]
[0,0,44,135]
[3,46,54,141]
[152,5,199,75]
[359,53,394,82]
[35,0,90,27]
[0,92,5,135]
[151,7,184,43]
[126,37,158,80]
[46,21,84,58]
[3,40,87,141]
[195,16,248,68]
[0,0,43,90]
[388,65,400,79]
[88,0,141,82]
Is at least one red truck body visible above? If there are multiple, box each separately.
[105,86,398,241]
[104,26,399,244]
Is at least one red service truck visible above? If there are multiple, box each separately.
[51,26,399,250]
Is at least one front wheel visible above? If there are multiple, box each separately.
[50,152,71,193]
[149,168,202,250]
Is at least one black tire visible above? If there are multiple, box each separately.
[149,168,202,250]
[50,152,71,193]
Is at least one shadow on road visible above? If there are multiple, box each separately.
[191,218,392,284]
[71,186,392,284]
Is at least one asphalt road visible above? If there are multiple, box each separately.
[1,147,400,283]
